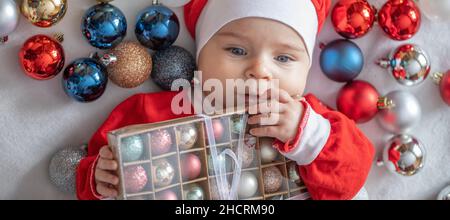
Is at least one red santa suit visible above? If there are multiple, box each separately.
[76,0,375,200]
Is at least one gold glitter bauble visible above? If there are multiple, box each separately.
[21,0,67,28]
[107,42,152,88]
[262,166,283,194]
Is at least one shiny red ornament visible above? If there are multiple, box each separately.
[378,0,421,41]
[180,153,202,181]
[337,80,380,123]
[436,70,450,106]
[331,0,376,39]
[19,34,65,80]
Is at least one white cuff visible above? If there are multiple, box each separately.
[281,103,331,165]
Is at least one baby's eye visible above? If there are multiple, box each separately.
[275,55,293,63]
[227,47,248,56]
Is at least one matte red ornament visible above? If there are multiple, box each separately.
[19,34,65,80]
[378,0,421,41]
[331,0,376,39]
[337,80,380,123]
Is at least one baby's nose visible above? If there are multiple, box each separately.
[245,59,272,80]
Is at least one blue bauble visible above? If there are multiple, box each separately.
[62,58,108,103]
[135,5,180,50]
[82,3,127,49]
[121,136,145,162]
[319,39,364,83]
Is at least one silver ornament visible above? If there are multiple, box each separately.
[241,138,256,168]
[209,179,231,200]
[237,172,259,199]
[259,138,279,164]
[152,158,176,187]
[231,115,245,134]
[0,0,20,42]
[378,134,425,176]
[288,163,301,185]
[151,46,196,91]
[437,185,450,200]
[184,184,205,200]
[49,145,87,193]
[176,124,198,150]
[377,91,421,134]
[263,166,283,194]
[120,135,145,162]
[378,44,431,87]
[208,153,232,174]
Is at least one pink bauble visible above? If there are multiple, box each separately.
[151,129,173,156]
[124,165,148,193]
[212,119,225,140]
[181,153,202,180]
[157,190,178,200]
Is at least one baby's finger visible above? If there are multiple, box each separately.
[248,113,281,126]
[95,169,119,185]
[99,146,114,160]
[248,100,284,115]
[263,88,292,103]
[97,158,118,171]
[96,182,118,198]
[249,126,279,139]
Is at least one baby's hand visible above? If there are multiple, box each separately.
[248,88,304,144]
[94,146,119,198]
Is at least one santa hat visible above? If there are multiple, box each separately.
[184,0,331,66]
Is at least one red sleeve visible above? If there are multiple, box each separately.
[275,94,375,200]
[76,91,191,200]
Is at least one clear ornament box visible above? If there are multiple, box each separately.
[108,111,308,200]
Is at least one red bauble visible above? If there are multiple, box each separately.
[19,34,65,80]
[180,153,202,180]
[439,71,450,106]
[212,119,225,140]
[331,0,376,39]
[337,80,380,123]
[378,0,421,41]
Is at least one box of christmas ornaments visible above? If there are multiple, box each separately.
[108,111,308,200]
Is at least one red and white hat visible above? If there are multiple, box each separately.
[184,0,331,66]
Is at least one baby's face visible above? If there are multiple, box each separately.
[198,17,311,103]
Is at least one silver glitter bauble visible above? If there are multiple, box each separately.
[241,137,256,168]
[120,135,145,162]
[437,185,450,200]
[184,184,205,200]
[237,172,259,199]
[379,134,425,176]
[176,124,198,150]
[209,179,231,200]
[259,138,279,164]
[377,90,422,134]
[0,0,19,41]
[378,44,431,87]
[152,158,176,187]
[151,46,196,91]
[49,145,87,193]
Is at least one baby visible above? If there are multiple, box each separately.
[76,0,375,200]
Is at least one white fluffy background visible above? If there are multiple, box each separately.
[0,0,448,200]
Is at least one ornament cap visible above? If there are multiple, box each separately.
[377,97,395,109]
[377,58,391,69]
[53,33,64,43]
[431,72,444,85]
[0,36,8,44]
